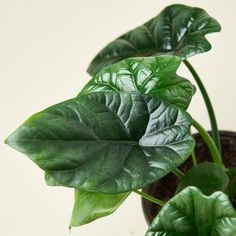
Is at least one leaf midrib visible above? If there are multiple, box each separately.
[11,139,138,145]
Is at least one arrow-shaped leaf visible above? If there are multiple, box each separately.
[6,92,195,193]
[87,4,221,75]
[81,56,195,110]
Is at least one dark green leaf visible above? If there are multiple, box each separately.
[226,167,236,201]
[5,92,195,193]
[87,4,221,75]
[70,189,130,227]
[81,56,195,110]
[146,187,236,236]
[177,162,229,195]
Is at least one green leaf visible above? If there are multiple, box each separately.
[81,56,195,110]
[5,92,195,193]
[177,162,229,195]
[70,189,130,227]
[146,187,236,236]
[45,172,130,225]
[226,167,236,201]
[87,4,221,75]
[45,172,62,186]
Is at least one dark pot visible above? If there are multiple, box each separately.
[142,130,236,224]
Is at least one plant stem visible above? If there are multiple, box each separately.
[191,149,197,166]
[190,128,197,166]
[192,119,224,168]
[172,168,185,179]
[183,59,221,155]
[134,190,165,206]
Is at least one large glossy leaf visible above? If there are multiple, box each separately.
[81,56,195,110]
[146,187,236,236]
[177,162,229,195]
[5,92,195,193]
[70,189,130,227]
[87,4,221,75]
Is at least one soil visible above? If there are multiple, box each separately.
[142,131,236,224]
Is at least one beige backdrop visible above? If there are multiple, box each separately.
[1,0,236,235]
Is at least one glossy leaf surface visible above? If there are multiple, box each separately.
[87,4,221,75]
[146,187,236,236]
[6,92,195,193]
[177,162,229,195]
[81,56,195,110]
[70,189,130,227]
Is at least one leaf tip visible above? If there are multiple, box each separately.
[4,130,24,154]
[4,134,13,146]
[4,132,16,148]
[4,137,9,145]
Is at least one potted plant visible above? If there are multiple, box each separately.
[5,4,236,235]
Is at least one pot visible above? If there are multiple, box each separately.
[142,130,236,224]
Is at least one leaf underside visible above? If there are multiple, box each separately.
[45,172,130,226]
[70,189,130,227]
[6,92,195,193]
[146,187,236,236]
[87,4,221,75]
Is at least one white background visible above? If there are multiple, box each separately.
[1,0,236,235]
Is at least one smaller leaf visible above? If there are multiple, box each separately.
[177,162,229,195]
[44,173,130,227]
[81,56,195,110]
[87,4,221,75]
[146,187,236,236]
[70,189,130,227]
